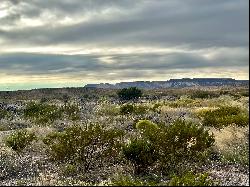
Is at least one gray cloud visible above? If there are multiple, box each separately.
[0,0,248,48]
[0,50,247,76]
[0,0,248,90]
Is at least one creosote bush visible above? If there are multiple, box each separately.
[135,120,159,142]
[117,87,142,100]
[122,138,158,175]
[190,90,220,99]
[120,104,149,115]
[23,102,62,124]
[43,124,124,172]
[202,106,249,128]
[123,119,215,175]
[155,120,215,173]
[5,129,37,152]
[120,104,135,115]
[23,102,81,124]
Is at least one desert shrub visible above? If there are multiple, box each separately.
[98,103,120,116]
[136,120,158,130]
[168,171,215,186]
[151,103,162,112]
[120,104,135,115]
[5,129,37,152]
[135,120,159,142]
[134,105,149,115]
[120,104,149,115]
[122,138,158,175]
[190,90,219,99]
[156,120,214,164]
[43,124,124,172]
[0,108,10,120]
[202,106,249,128]
[61,104,80,121]
[128,119,214,175]
[23,102,63,124]
[135,120,215,175]
[117,87,142,100]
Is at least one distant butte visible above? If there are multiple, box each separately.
[84,78,249,89]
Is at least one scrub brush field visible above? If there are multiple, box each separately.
[0,86,249,186]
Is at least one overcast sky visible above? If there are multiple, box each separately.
[0,0,249,90]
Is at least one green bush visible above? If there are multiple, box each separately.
[151,103,162,112]
[190,90,219,99]
[156,120,215,165]
[120,104,135,115]
[134,119,214,174]
[120,104,149,115]
[5,129,37,152]
[23,102,62,124]
[168,171,216,186]
[135,120,159,142]
[122,138,158,175]
[117,87,142,100]
[136,120,158,130]
[24,102,81,124]
[202,106,249,128]
[98,103,120,116]
[126,119,215,175]
[43,124,124,172]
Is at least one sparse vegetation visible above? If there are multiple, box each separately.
[168,171,216,186]
[5,129,37,152]
[201,106,249,128]
[43,124,124,172]
[0,86,248,185]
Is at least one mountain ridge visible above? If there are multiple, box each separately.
[84,78,249,89]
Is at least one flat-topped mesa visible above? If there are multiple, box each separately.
[84,78,249,89]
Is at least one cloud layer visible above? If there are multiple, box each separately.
[0,0,249,90]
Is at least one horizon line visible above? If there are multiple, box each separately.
[0,77,249,92]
